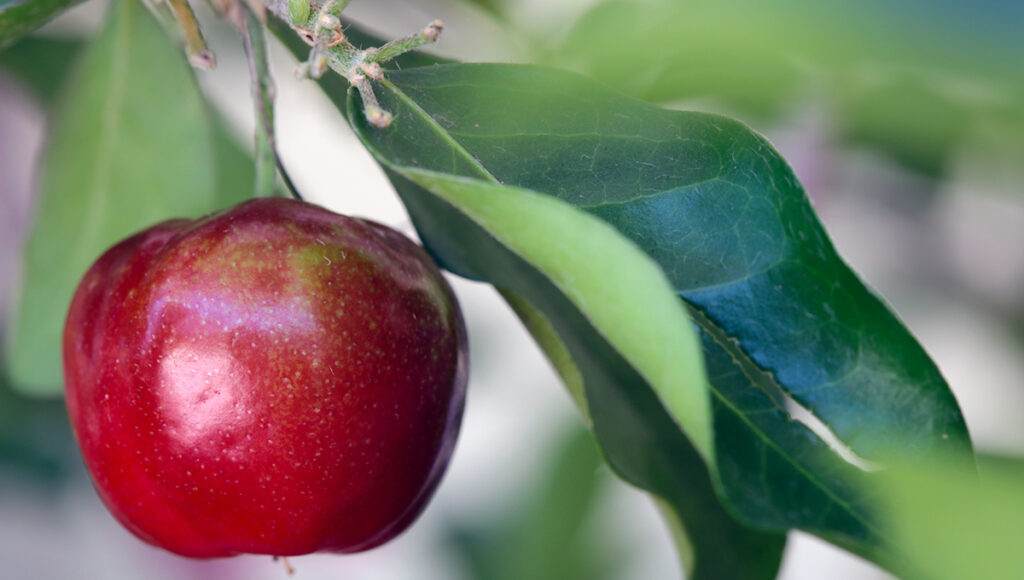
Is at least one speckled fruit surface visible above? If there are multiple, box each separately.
[63,198,468,558]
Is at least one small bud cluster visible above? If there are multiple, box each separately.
[157,0,443,129]
[288,0,444,128]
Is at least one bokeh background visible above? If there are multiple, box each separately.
[2,0,1023,578]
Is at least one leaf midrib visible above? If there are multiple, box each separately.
[76,0,131,268]
[381,78,501,185]
[688,304,881,538]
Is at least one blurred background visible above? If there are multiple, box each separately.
[2,0,1023,578]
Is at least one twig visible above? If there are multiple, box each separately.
[167,0,216,69]
[235,0,300,198]
[368,19,443,65]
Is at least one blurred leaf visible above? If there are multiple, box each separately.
[877,454,1024,580]
[339,63,969,571]
[6,0,226,395]
[453,0,504,19]
[836,74,975,176]
[0,34,256,201]
[0,373,74,482]
[0,34,79,102]
[0,0,84,49]
[448,426,620,580]
[548,0,1024,175]
[548,0,811,117]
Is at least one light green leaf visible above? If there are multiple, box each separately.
[396,167,714,461]
[877,454,1024,580]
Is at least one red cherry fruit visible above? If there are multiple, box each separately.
[63,198,468,558]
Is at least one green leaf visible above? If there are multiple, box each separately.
[453,0,505,19]
[505,427,607,580]
[5,0,227,395]
[447,426,618,580]
[339,62,969,569]
[211,121,257,206]
[0,0,84,49]
[0,35,255,203]
[876,454,1024,580]
[0,34,79,102]
[835,74,975,176]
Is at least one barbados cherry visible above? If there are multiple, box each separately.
[63,198,468,558]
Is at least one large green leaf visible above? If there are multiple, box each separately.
[283,46,789,572]
[5,0,233,395]
[0,0,84,49]
[335,62,970,569]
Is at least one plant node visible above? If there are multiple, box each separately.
[283,1,443,128]
[166,0,216,69]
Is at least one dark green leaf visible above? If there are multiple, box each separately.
[342,62,969,569]
[0,34,79,102]
[6,0,227,395]
[0,372,75,482]
[0,0,84,49]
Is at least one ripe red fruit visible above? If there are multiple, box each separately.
[63,198,468,558]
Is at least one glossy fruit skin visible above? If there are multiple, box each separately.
[63,198,468,558]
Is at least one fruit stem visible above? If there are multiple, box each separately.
[233,0,302,199]
[273,555,296,575]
